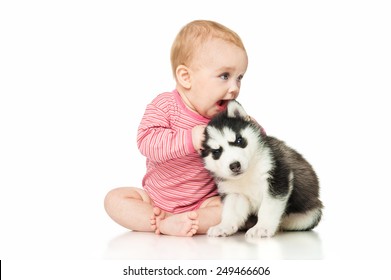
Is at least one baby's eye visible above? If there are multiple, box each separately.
[237,75,244,82]
[220,73,229,80]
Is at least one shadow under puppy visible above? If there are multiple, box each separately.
[201,100,323,238]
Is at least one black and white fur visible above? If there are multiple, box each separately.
[202,100,323,238]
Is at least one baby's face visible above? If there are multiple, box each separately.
[185,38,248,119]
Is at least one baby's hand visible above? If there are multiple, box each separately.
[192,125,207,153]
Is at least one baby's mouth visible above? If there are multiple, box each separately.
[216,100,228,109]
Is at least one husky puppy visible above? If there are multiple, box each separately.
[202,100,323,238]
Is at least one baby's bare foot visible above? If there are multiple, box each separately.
[150,207,167,234]
[158,211,199,237]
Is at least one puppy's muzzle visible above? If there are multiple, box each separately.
[229,161,242,174]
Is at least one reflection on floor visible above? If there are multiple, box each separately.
[104,230,323,260]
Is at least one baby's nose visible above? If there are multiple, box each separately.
[229,83,239,95]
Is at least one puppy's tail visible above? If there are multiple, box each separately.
[280,208,322,231]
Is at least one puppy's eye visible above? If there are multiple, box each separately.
[211,148,222,159]
[230,135,247,148]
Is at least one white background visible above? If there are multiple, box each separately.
[1,0,391,276]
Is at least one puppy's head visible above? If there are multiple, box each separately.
[201,101,261,180]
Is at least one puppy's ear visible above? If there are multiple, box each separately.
[227,100,249,119]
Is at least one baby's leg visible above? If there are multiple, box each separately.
[104,187,154,232]
[195,196,222,234]
[151,196,222,237]
[151,207,199,237]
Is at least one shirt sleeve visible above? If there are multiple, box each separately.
[137,102,195,163]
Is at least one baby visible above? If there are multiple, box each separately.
[105,20,250,237]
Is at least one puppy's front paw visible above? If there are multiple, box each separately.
[208,224,238,237]
[245,226,276,238]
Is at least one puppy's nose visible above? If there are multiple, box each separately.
[229,161,241,173]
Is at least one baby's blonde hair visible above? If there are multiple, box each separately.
[170,20,246,78]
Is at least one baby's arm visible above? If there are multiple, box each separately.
[137,103,195,162]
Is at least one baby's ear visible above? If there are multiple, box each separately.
[176,65,191,89]
[227,100,249,119]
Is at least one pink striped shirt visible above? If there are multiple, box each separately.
[137,90,218,213]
